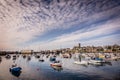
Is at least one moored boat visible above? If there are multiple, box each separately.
[10,67,22,72]
[50,56,56,61]
[51,65,63,71]
[50,61,62,67]
[39,59,44,62]
[9,66,22,77]
[74,61,88,65]
[5,54,11,59]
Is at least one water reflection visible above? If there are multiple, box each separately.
[27,56,31,61]
[9,69,22,77]
[0,57,2,63]
[0,54,119,80]
[86,61,112,67]
[51,66,63,71]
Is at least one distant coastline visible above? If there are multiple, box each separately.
[0,43,120,55]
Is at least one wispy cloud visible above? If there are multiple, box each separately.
[25,17,120,50]
[0,0,120,50]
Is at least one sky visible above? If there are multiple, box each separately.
[0,0,120,51]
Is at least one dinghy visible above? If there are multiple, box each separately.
[50,61,62,67]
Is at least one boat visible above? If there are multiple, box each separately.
[88,60,101,65]
[50,61,62,67]
[9,67,22,72]
[9,67,22,77]
[74,53,88,65]
[39,59,44,62]
[88,58,106,64]
[89,60,101,63]
[23,55,26,58]
[50,56,56,61]
[12,63,17,67]
[12,57,16,60]
[51,65,63,71]
[5,54,11,59]
[13,55,17,58]
[39,55,44,62]
[74,61,88,65]
[62,53,71,58]
[35,54,40,58]
[27,56,31,61]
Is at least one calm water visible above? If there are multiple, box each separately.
[0,54,120,80]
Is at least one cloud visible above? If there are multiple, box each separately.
[25,17,120,50]
[0,0,120,50]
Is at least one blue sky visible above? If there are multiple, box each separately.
[0,0,120,50]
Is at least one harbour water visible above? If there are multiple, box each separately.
[0,54,120,80]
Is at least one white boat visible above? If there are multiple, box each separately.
[74,53,88,65]
[88,59,106,64]
[89,60,101,63]
[74,61,88,65]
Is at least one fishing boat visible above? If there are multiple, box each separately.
[74,61,88,65]
[50,61,62,67]
[51,65,63,71]
[88,60,101,64]
[88,58,106,64]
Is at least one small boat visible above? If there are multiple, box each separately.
[39,59,44,62]
[23,55,26,58]
[74,53,88,65]
[12,63,17,67]
[74,61,88,65]
[51,65,63,71]
[5,54,11,59]
[35,55,40,58]
[88,59,106,65]
[10,67,22,72]
[9,67,22,77]
[12,57,16,60]
[89,60,101,63]
[13,55,17,58]
[27,56,31,61]
[50,57,56,61]
[50,61,62,67]
[62,53,71,58]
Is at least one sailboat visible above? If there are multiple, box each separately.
[74,53,88,65]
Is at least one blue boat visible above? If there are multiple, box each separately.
[9,67,22,77]
[10,67,22,72]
